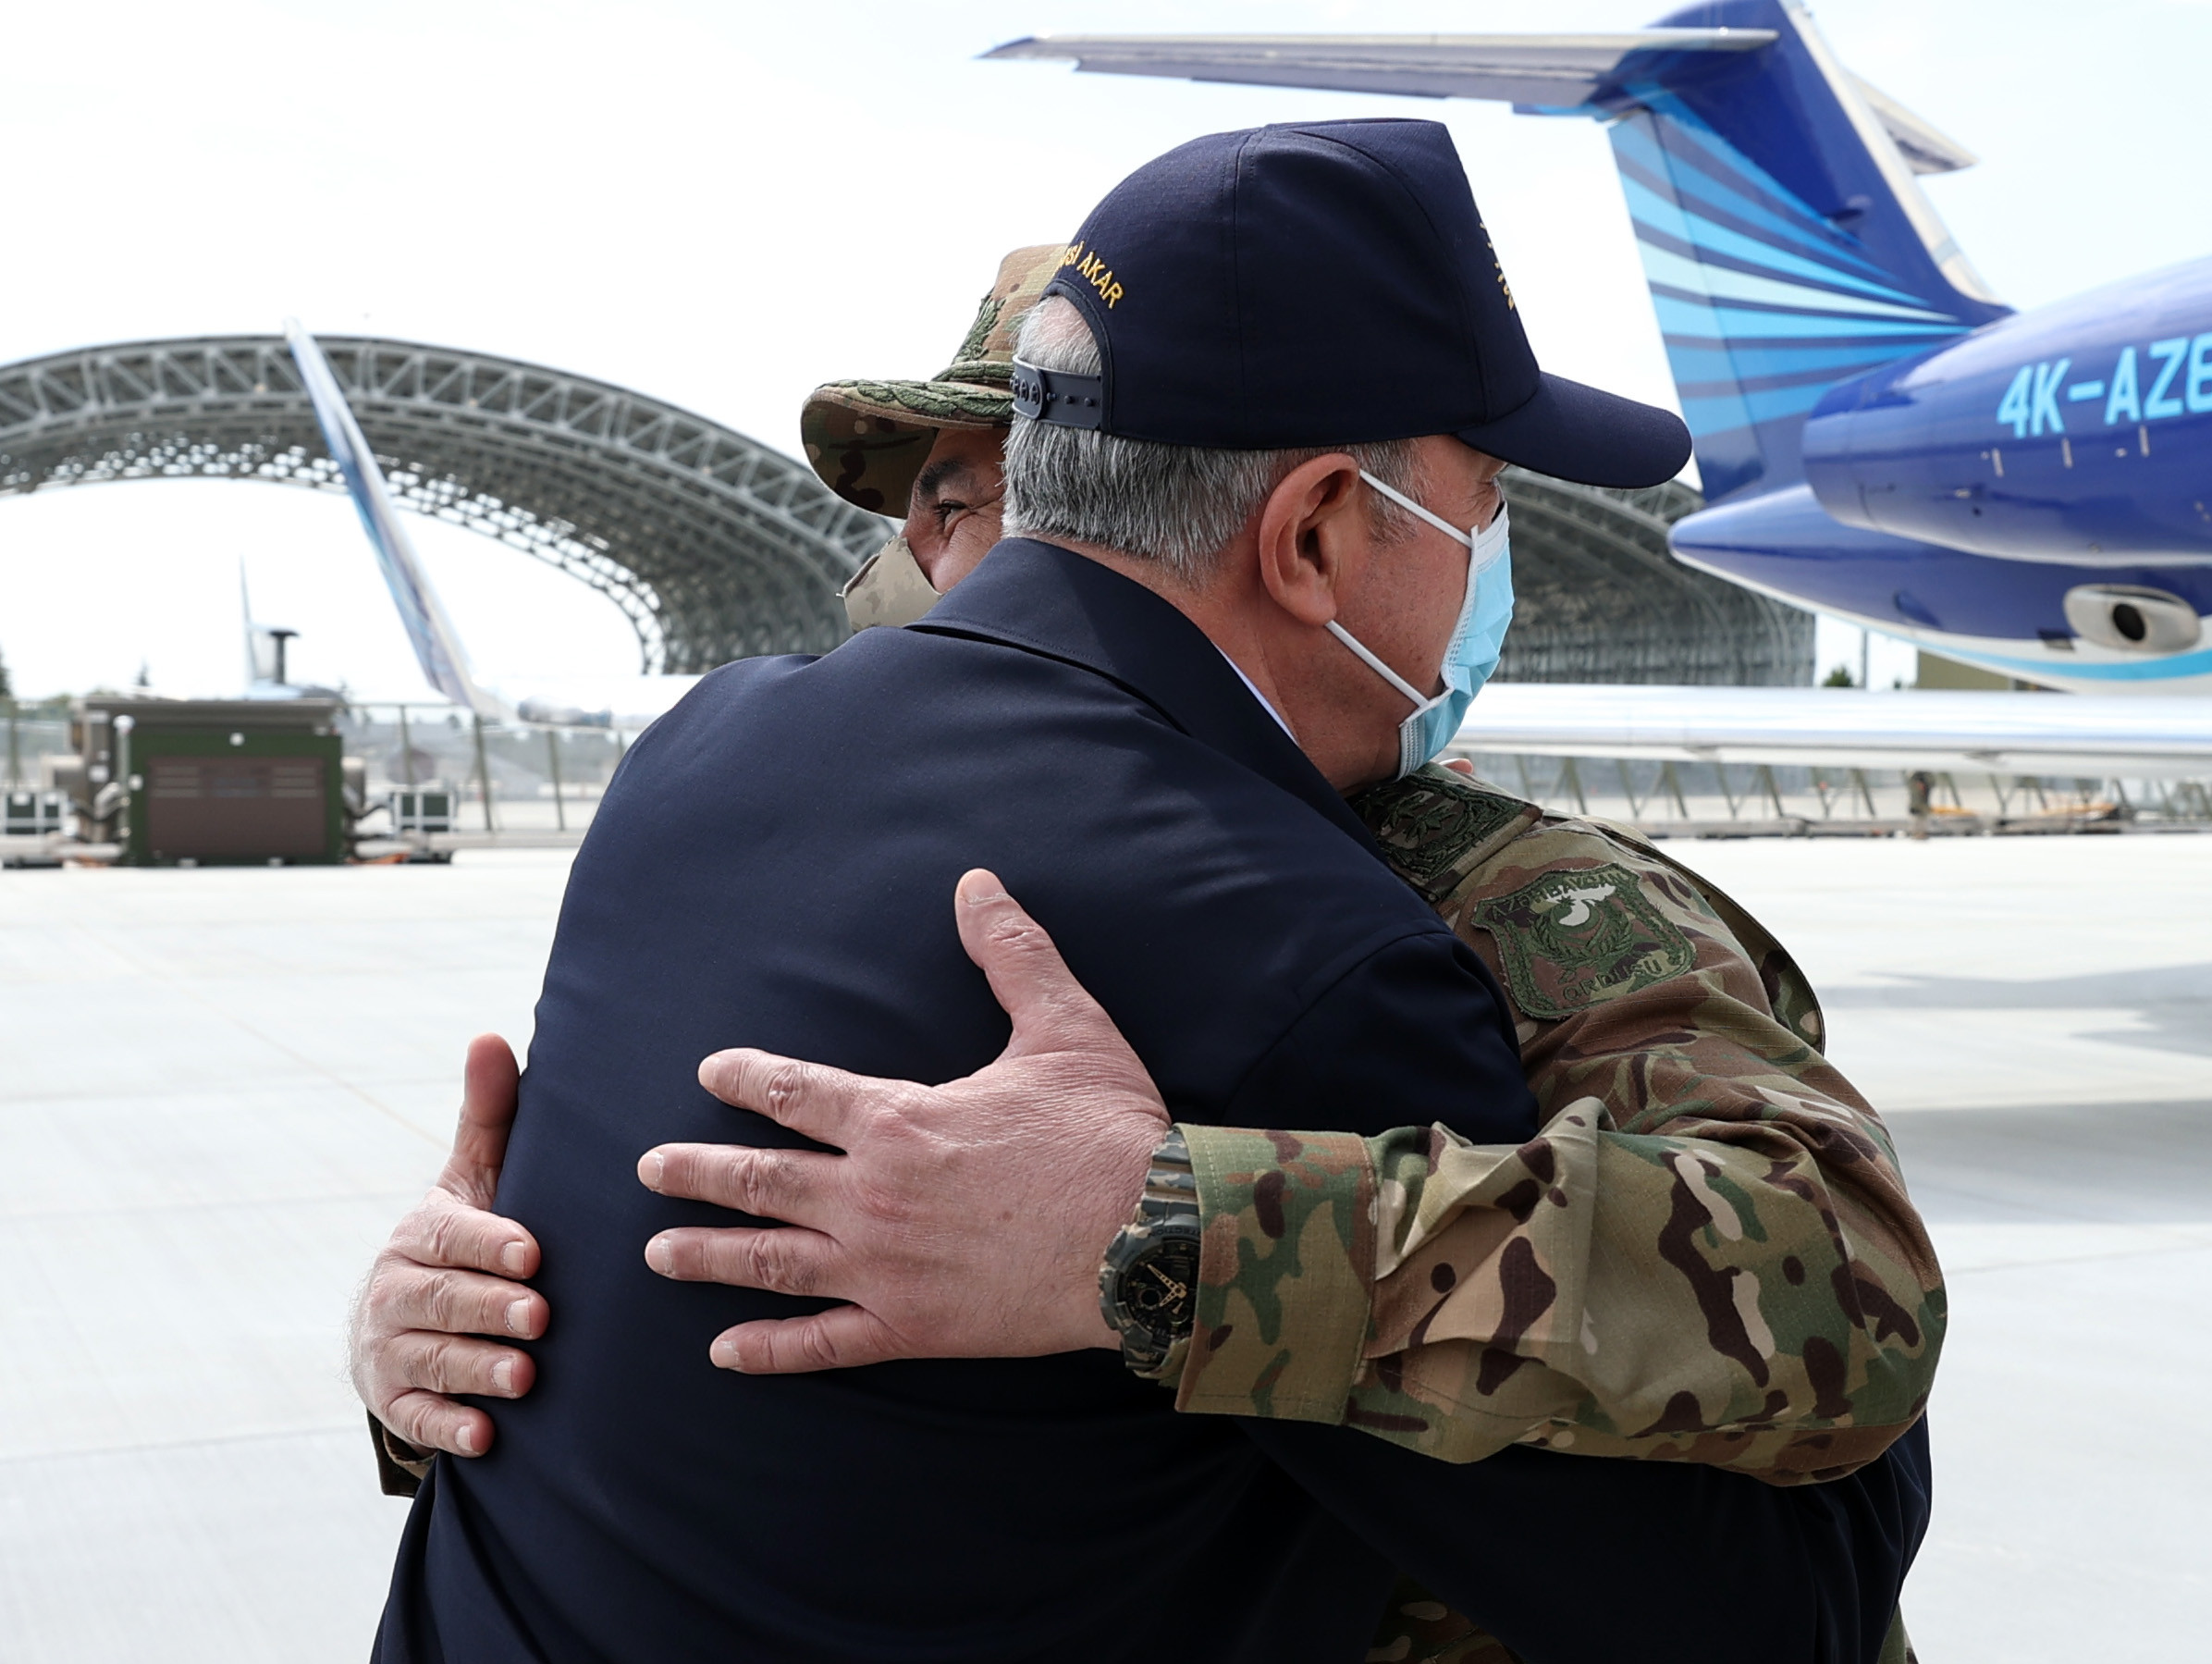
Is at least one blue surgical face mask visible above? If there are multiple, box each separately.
[1324,473,1514,779]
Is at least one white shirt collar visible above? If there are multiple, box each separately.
[1214,647,1295,740]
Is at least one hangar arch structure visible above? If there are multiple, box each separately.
[1496,470,1812,685]
[0,333,1807,687]
[0,335,891,672]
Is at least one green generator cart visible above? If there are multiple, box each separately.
[56,698,358,866]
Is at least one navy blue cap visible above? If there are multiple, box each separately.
[1012,118,1690,489]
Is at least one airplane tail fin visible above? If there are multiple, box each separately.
[1586,2,2008,500]
[240,562,270,686]
[284,322,504,718]
[985,0,2009,502]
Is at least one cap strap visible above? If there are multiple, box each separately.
[1011,358,1104,430]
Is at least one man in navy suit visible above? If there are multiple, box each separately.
[373,122,1911,1663]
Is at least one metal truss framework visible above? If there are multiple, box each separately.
[0,336,891,672]
[0,333,1806,685]
[1497,470,1813,685]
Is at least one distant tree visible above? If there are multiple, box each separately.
[1822,664,1856,687]
[0,646,12,700]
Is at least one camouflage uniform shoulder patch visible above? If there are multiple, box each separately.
[1353,765,1542,907]
[1467,859,1694,1018]
[1368,787,1826,1048]
[1582,819,1827,1051]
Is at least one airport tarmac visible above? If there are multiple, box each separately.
[0,835,2205,1662]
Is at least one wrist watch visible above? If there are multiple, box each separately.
[1098,1128,1201,1375]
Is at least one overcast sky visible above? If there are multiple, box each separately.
[2,0,2206,700]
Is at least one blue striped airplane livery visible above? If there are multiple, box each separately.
[988,2,2212,698]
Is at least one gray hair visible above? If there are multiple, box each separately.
[1002,297,1420,584]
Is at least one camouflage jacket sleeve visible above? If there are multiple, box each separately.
[1166,767,1945,1486]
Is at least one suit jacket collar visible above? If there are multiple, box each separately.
[913,538,1377,852]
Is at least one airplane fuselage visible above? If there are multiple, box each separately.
[1677,256,2212,692]
[986,4,2212,699]
[1801,257,2212,566]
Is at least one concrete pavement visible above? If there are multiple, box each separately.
[1,836,2205,1661]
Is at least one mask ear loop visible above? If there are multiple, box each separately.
[1360,471,1511,574]
[1321,618,1439,710]
[1328,474,1508,779]
[1325,470,1497,706]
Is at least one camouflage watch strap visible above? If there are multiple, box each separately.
[1099,1129,1200,1379]
[1173,1127,1377,1422]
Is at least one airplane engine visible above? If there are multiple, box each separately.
[2061,585,2202,654]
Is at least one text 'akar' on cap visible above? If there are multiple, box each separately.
[1018,118,1690,490]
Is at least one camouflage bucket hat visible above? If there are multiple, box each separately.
[801,243,1062,515]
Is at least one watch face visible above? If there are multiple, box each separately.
[1122,1236,1200,1334]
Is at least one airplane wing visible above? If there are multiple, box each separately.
[1450,685,2212,778]
[510,675,704,732]
[285,322,505,720]
[979,30,1776,109]
[979,31,1975,174]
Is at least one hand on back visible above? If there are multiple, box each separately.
[350,1034,546,1458]
[639,869,1171,1373]
[350,869,1172,1457]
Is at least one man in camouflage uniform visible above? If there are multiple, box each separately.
[804,243,1061,617]
[1182,763,1940,1489]
[1191,763,1938,1662]
[352,245,1936,1662]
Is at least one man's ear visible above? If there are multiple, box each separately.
[1253,453,1370,627]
